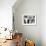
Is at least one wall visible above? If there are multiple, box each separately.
[13,0,41,46]
[0,0,16,30]
[41,0,46,46]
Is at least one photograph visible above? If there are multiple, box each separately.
[22,15,36,25]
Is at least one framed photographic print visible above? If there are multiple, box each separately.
[22,14,36,25]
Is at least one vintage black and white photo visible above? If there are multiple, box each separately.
[22,15,36,25]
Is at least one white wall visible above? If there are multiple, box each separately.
[13,0,46,46]
[41,0,46,46]
[13,0,41,46]
[0,0,16,30]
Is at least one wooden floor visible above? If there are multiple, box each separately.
[0,39,16,46]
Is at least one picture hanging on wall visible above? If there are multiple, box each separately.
[22,14,36,25]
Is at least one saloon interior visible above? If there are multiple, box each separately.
[0,0,46,46]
